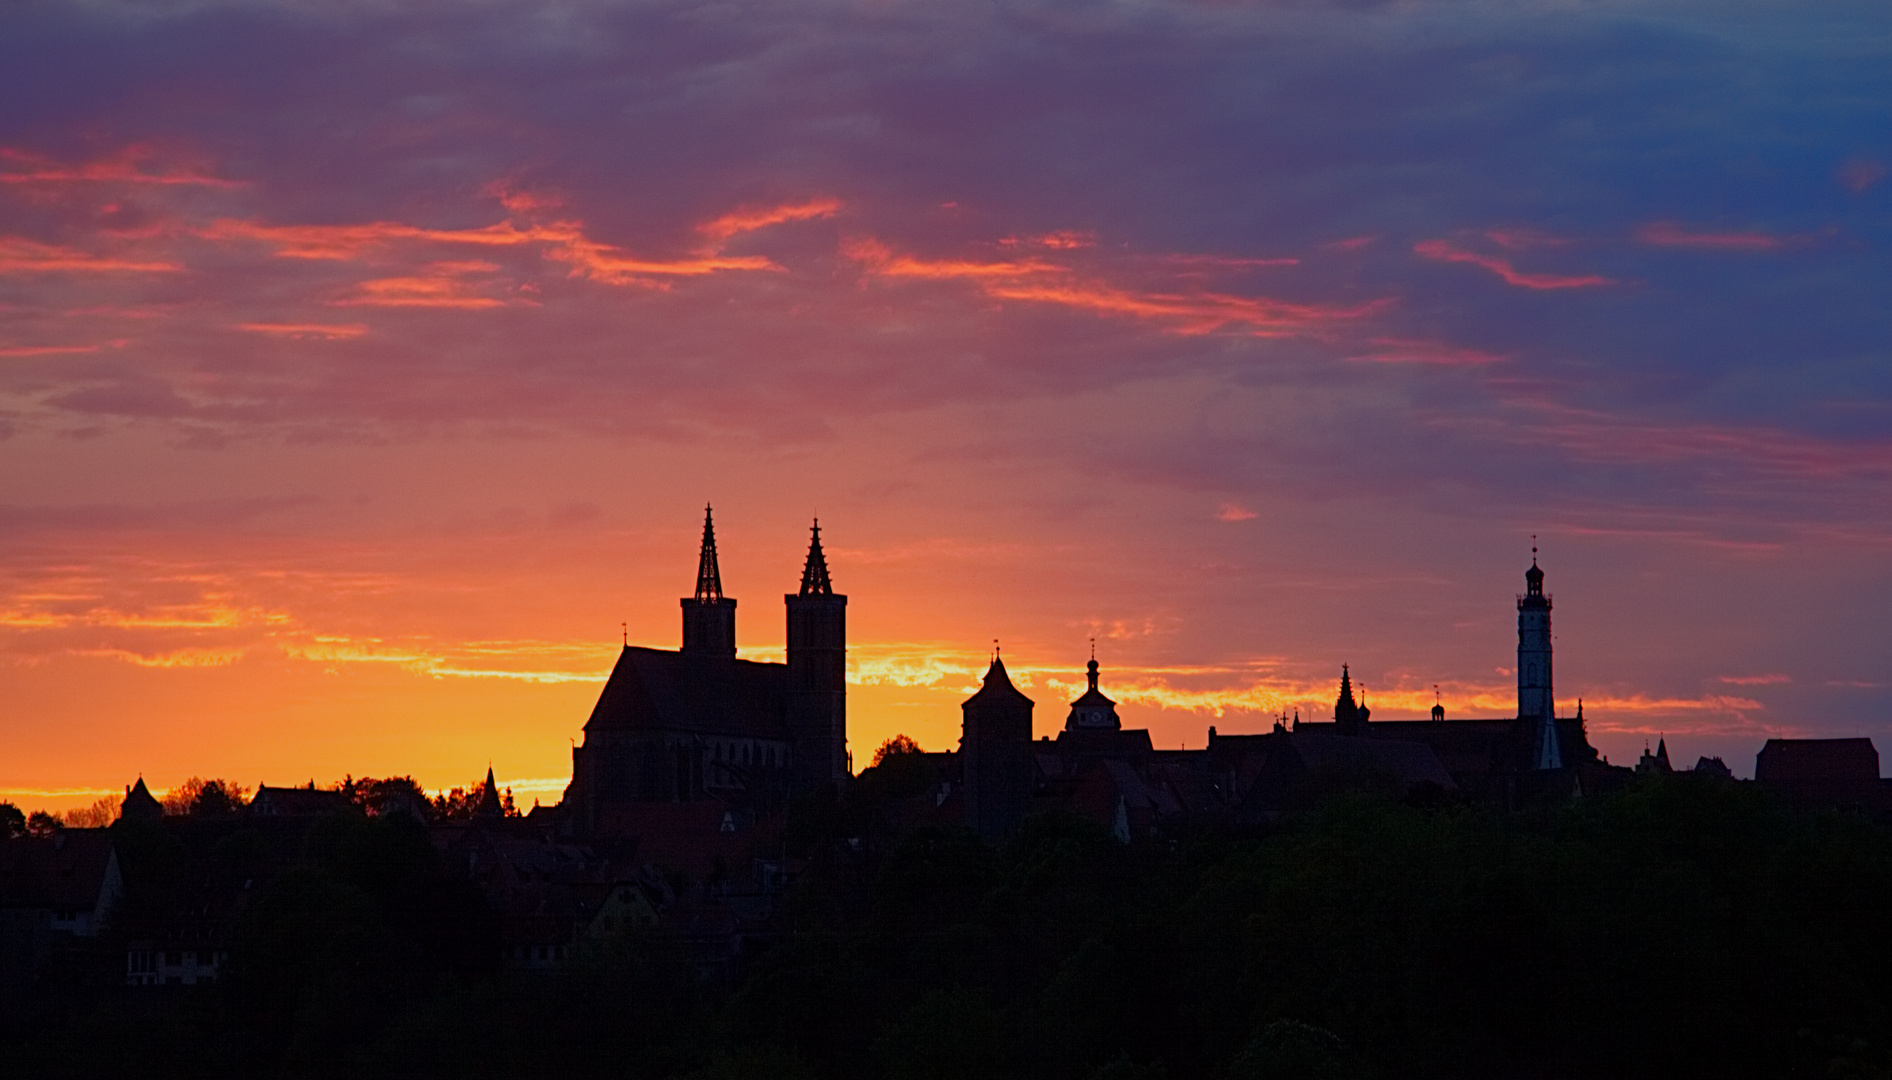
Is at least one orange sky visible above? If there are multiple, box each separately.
[3,1,1890,811]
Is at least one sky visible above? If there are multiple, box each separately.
[1,0,1888,812]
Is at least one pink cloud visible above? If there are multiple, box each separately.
[1635,222,1784,251]
[235,322,369,340]
[1838,160,1887,193]
[0,343,107,358]
[0,236,180,274]
[1484,228,1571,251]
[1719,673,1791,686]
[696,198,841,245]
[0,146,242,189]
[1216,504,1258,521]
[1413,239,1613,289]
[332,263,509,309]
[1350,337,1507,366]
[847,237,1386,337]
[998,230,1098,250]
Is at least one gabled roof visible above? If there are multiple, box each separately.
[250,785,355,817]
[1756,738,1880,785]
[583,646,791,740]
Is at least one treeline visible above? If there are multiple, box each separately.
[5,774,1892,1079]
[0,773,518,836]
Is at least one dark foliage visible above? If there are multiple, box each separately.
[3,776,1891,1079]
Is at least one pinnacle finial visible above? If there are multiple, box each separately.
[798,518,833,596]
[694,505,724,602]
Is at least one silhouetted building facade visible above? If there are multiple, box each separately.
[940,557,1610,840]
[563,510,848,838]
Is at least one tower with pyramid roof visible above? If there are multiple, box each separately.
[961,654,1036,839]
[786,519,849,787]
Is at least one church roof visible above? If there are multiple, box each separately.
[1756,737,1880,785]
[584,645,792,740]
[964,656,1033,707]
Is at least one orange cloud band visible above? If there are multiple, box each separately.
[696,198,841,245]
[0,237,180,274]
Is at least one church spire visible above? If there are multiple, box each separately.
[475,766,503,818]
[799,518,832,596]
[694,505,724,602]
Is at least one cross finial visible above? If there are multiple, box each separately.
[621,621,627,646]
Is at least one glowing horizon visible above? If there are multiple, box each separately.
[3,0,1888,814]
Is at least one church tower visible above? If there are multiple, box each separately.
[1518,552,1561,769]
[681,506,736,657]
[1333,664,1369,736]
[786,520,848,786]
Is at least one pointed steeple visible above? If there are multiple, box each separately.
[475,766,503,818]
[1333,664,1365,736]
[799,519,832,596]
[694,505,724,602]
[121,775,163,824]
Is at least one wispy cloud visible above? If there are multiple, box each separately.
[235,322,369,340]
[0,146,242,189]
[1413,239,1613,289]
[696,198,841,245]
[1635,222,1787,251]
[846,237,1386,337]
[0,237,179,274]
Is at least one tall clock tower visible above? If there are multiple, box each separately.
[1517,553,1560,768]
